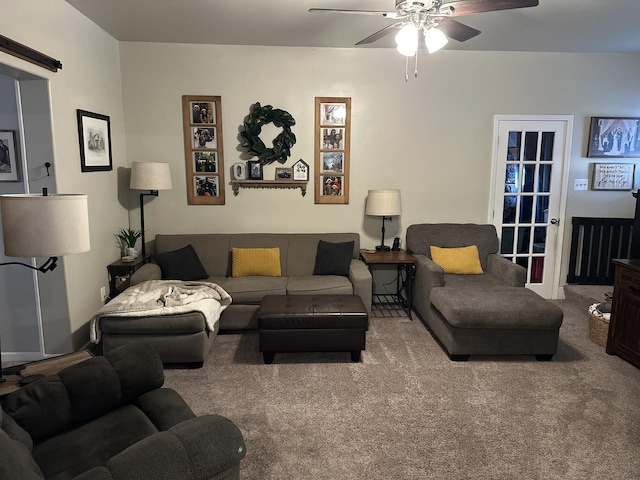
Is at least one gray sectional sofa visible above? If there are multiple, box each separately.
[99,233,371,365]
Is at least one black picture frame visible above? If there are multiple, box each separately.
[248,160,263,180]
[0,130,20,182]
[77,109,113,172]
[587,116,640,158]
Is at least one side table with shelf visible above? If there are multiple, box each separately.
[107,257,147,300]
[359,249,416,319]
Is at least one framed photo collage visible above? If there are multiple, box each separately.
[315,97,351,204]
[182,95,225,204]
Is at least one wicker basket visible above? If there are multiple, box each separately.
[588,304,610,348]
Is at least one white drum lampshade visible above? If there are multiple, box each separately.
[130,162,172,191]
[365,189,402,251]
[0,194,90,258]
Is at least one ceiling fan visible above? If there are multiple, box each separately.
[310,0,539,55]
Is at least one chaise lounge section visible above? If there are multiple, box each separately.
[406,223,563,360]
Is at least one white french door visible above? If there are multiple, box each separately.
[490,116,573,298]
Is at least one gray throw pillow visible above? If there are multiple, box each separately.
[313,240,354,276]
[154,244,208,280]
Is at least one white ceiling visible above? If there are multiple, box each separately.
[65,0,640,54]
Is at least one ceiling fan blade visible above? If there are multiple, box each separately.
[443,0,538,17]
[437,17,481,42]
[309,8,404,19]
[355,22,404,45]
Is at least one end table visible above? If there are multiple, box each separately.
[107,257,147,300]
[359,249,416,319]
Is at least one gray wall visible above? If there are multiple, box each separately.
[3,0,129,357]
[119,43,640,296]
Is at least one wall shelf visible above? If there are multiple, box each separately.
[231,180,308,196]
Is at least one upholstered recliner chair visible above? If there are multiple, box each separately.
[1,343,246,480]
[406,223,563,360]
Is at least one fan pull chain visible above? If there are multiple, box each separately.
[404,55,409,82]
[414,52,419,78]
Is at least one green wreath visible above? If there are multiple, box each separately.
[240,102,296,165]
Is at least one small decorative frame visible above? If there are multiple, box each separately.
[587,116,640,158]
[315,97,351,204]
[248,161,263,180]
[591,163,635,190]
[77,110,112,172]
[182,96,225,204]
[292,159,309,181]
[0,130,19,181]
[275,167,293,180]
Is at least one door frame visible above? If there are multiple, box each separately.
[488,115,574,299]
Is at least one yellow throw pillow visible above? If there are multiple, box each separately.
[430,245,483,275]
[231,247,282,277]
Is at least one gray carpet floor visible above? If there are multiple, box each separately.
[164,300,640,480]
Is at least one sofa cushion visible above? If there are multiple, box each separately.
[443,272,510,289]
[32,405,158,480]
[430,286,564,329]
[232,247,282,277]
[154,244,208,281]
[430,245,483,275]
[313,240,354,276]
[287,275,353,295]
[0,429,43,480]
[1,407,33,450]
[220,277,287,304]
[101,312,207,335]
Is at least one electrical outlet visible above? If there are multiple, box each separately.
[100,286,107,302]
[574,178,589,191]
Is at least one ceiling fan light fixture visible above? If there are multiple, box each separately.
[395,23,418,56]
[424,26,448,53]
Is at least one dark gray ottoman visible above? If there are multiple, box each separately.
[257,295,369,364]
[428,286,564,361]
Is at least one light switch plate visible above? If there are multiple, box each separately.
[574,179,588,190]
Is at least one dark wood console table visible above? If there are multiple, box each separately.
[607,259,640,368]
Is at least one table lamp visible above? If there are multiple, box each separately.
[365,189,402,251]
[130,162,172,258]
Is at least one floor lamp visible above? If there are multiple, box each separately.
[0,190,91,382]
[129,162,172,259]
[365,189,402,251]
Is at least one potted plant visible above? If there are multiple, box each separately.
[116,228,141,260]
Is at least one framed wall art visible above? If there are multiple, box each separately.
[587,116,640,158]
[182,95,225,204]
[0,130,19,181]
[591,163,635,190]
[77,110,112,172]
[315,97,351,204]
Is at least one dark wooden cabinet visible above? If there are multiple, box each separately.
[607,259,640,368]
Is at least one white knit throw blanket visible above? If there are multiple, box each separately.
[90,280,232,343]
